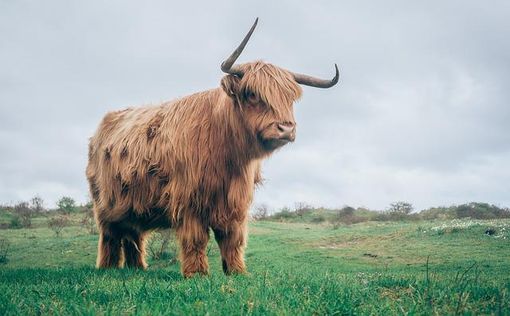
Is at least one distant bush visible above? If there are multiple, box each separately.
[48,215,69,237]
[311,215,326,223]
[388,201,414,215]
[81,204,97,235]
[454,202,510,219]
[419,203,510,220]
[419,207,454,220]
[294,202,313,217]
[266,205,374,224]
[9,216,23,229]
[387,201,414,220]
[330,206,367,228]
[0,238,9,264]
[339,206,355,217]
[252,204,269,221]
[56,197,77,214]
[373,202,416,222]
[261,203,317,222]
[13,201,33,228]
[2,197,44,229]
[268,207,295,221]
[29,195,45,213]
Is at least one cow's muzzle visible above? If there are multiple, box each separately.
[276,123,296,142]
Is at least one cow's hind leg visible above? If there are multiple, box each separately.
[123,231,148,269]
[177,216,209,277]
[213,221,247,275]
[96,225,123,268]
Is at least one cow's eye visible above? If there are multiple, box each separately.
[246,91,259,104]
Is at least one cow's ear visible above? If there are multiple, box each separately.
[221,75,241,98]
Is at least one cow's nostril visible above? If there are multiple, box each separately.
[277,123,295,133]
[277,123,296,142]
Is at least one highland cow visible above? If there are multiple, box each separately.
[86,18,339,277]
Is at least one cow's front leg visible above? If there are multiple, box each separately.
[96,224,123,268]
[176,216,209,277]
[213,220,247,275]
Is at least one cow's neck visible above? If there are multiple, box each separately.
[213,92,260,175]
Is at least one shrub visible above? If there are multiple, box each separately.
[311,215,326,223]
[388,201,413,215]
[9,216,23,229]
[81,205,97,235]
[148,229,177,261]
[454,202,510,219]
[252,204,269,221]
[419,203,510,220]
[48,215,69,237]
[330,206,366,228]
[338,206,355,217]
[294,202,313,216]
[82,200,94,212]
[269,207,295,221]
[13,201,33,228]
[374,202,414,221]
[56,196,76,214]
[29,195,45,213]
[419,207,454,220]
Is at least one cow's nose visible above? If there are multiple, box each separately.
[277,123,296,141]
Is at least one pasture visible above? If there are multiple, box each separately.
[0,212,509,315]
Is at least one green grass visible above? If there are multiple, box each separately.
[1,215,509,315]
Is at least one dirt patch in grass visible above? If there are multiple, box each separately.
[318,240,364,249]
[248,226,274,235]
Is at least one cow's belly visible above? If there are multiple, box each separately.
[121,207,172,231]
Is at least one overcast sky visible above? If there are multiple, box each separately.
[1,1,509,211]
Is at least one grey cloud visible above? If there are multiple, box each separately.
[1,0,509,210]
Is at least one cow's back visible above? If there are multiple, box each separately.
[86,104,173,224]
[86,89,225,225]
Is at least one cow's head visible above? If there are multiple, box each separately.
[220,18,339,153]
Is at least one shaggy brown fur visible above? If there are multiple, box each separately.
[86,61,302,276]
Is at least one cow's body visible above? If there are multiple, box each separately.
[87,87,265,275]
[88,88,260,226]
[86,19,338,276]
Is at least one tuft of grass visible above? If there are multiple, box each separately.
[0,238,9,264]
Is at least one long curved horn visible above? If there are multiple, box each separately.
[221,18,259,77]
[292,64,340,88]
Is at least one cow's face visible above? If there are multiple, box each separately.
[221,62,302,152]
[242,89,296,152]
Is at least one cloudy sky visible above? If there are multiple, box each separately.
[1,1,509,211]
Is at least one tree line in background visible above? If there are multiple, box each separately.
[252,201,510,227]
[1,196,510,231]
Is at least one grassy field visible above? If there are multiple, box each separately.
[1,213,509,315]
